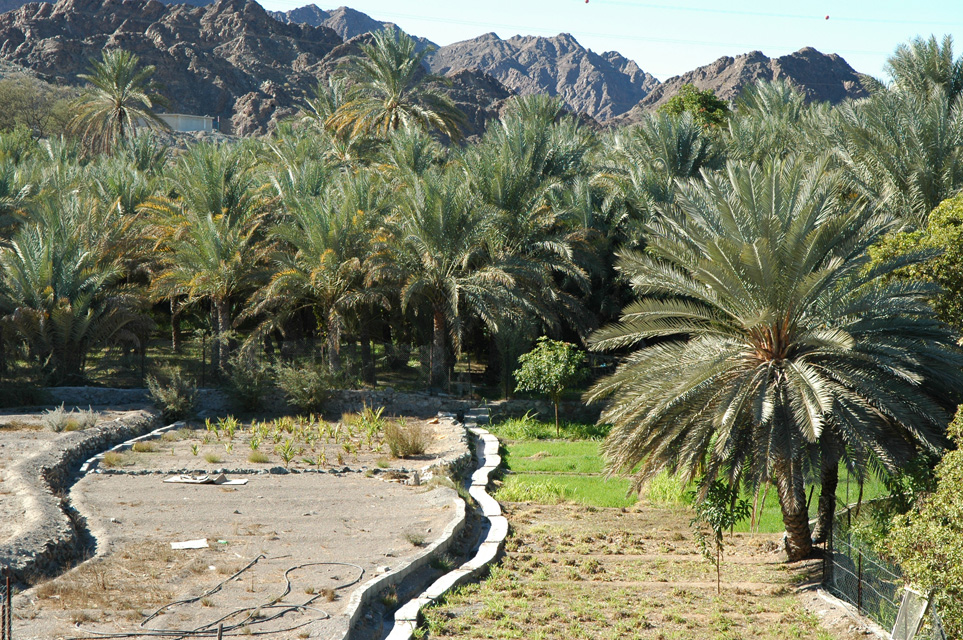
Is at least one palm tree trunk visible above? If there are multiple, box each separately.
[171,300,181,353]
[773,455,813,561]
[215,297,231,373]
[360,311,375,385]
[326,313,342,375]
[431,306,447,389]
[812,431,842,544]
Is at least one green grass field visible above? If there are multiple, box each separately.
[492,418,889,533]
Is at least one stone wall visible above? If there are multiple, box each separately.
[44,386,601,424]
[0,411,161,584]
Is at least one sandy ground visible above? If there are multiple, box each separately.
[0,408,149,544]
[13,473,459,639]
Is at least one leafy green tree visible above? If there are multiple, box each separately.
[659,84,731,129]
[0,74,75,138]
[690,481,751,594]
[587,155,963,561]
[70,49,169,154]
[327,26,465,141]
[869,194,963,330]
[514,336,587,436]
[888,407,963,637]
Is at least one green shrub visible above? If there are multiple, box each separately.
[383,418,432,458]
[887,408,963,636]
[41,404,97,432]
[275,361,330,414]
[224,354,273,412]
[147,368,197,421]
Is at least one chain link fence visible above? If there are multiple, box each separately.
[824,507,947,640]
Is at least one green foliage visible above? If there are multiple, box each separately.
[888,408,963,636]
[224,353,274,412]
[70,49,169,154]
[274,361,331,414]
[869,194,963,329]
[327,26,466,141]
[514,337,587,434]
[0,75,75,138]
[588,155,963,562]
[489,413,608,441]
[689,480,751,593]
[146,368,197,421]
[659,84,731,129]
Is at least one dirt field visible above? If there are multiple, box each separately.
[0,408,147,545]
[13,472,459,639]
[4,409,468,640]
[421,501,879,640]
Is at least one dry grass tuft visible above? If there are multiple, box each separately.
[383,418,433,458]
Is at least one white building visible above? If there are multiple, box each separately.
[146,113,217,133]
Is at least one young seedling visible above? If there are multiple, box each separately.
[689,480,751,594]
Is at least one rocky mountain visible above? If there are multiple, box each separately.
[613,47,867,125]
[0,0,505,135]
[426,32,659,122]
[269,5,435,51]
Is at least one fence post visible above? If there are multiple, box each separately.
[857,551,863,613]
[3,568,10,640]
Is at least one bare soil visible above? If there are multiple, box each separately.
[0,408,147,545]
[13,473,459,639]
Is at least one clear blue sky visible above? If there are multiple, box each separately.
[257,0,963,81]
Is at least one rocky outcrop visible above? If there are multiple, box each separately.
[426,32,659,121]
[0,0,349,134]
[0,0,508,135]
[269,5,436,52]
[613,46,867,125]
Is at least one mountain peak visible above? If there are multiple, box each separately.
[427,30,657,120]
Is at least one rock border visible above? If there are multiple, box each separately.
[384,407,507,640]
[0,411,161,583]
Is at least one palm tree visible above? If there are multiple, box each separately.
[145,143,270,373]
[327,26,466,141]
[370,168,510,388]
[70,49,169,154]
[885,34,963,105]
[587,155,963,561]
[832,87,963,228]
[251,171,388,374]
[0,194,149,384]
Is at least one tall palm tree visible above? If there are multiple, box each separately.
[70,49,169,155]
[251,171,388,374]
[145,143,270,373]
[327,27,466,141]
[370,168,510,388]
[587,155,963,561]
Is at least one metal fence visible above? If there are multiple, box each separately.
[1,569,11,640]
[825,509,947,640]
